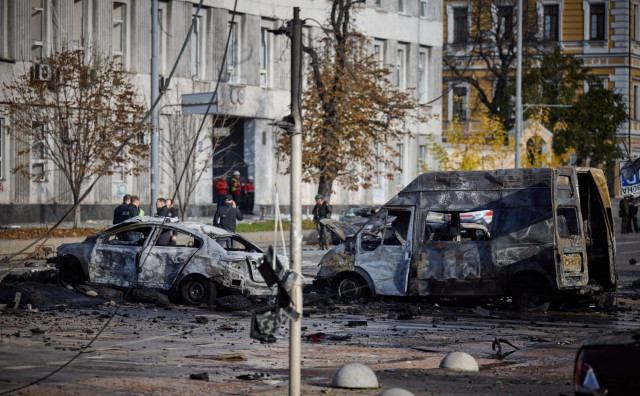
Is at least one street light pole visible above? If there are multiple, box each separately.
[150,0,159,214]
[515,0,523,169]
[289,7,303,396]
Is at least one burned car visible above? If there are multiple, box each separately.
[574,332,640,394]
[315,167,616,311]
[48,216,284,305]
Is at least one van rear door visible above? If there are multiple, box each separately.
[554,168,588,288]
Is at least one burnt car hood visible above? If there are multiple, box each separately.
[320,219,361,243]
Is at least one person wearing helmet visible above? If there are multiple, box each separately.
[312,194,332,249]
[230,171,242,207]
[243,176,255,214]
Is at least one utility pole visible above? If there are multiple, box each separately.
[515,0,523,168]
[150,0,159,214]
[289,7,303,396]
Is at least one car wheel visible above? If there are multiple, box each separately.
[335,275,367,301]
[180,277,216,306]
[57,258,84,288]
[512,286,551,313]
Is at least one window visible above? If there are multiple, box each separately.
[360,209,412,251]
[634,85,639,120]
[452,86,468,121]
[557,207,579,238]
[543,4,559,41]
[190,12,201,78]
[395,143,404,186]
[227,20,238,83]
[396,46,406,90]
[373,40,384,70]
[32,122,46,181]
[418,144,427,172]
[418,50,428,103]
[497,5,514,40]
[260,27,270,87]
[375,0,382,9]
[112,2,125,64]
[420,1,428,17]
[635,4,640,41]
[453,7,469,44]
[398,0,405,14]
[589,3,605,40]
[113,164,125,182]
[31,0,44,60]
[73,0,85,48]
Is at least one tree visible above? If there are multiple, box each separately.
[443,0,543,129]
[159,90,238,220]
[277,0,416,202]
[3,48,148,227]
[430,113,513,170]
[552,83,627,173]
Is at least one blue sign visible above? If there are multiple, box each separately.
[620,162,640,196]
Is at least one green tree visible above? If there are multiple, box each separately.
[3,48,149,227]
[277,0,416,202]
[552,83,627,173]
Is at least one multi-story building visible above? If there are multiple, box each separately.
[0,0,442,224]
[442,0,640,194]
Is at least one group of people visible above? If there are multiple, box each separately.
[619,194,639,234]
[215,171,255,215]
[113,194,180,225]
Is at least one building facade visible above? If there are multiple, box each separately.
[0,0,443,224]
[442,0,640,195]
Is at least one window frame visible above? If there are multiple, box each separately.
[396,44,406,91]
[450,84,469,121]
[227,19,239,83]
[190,11,202,78]
[582,1,608,42]
[31,0,45,60]
[420,1,428,18]
[112,1,126,65]
[448,4,470,45]
[31,122,47,182]
[418,49,428,103]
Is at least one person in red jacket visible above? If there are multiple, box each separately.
[243,176,255,214]
[215,177,228,207]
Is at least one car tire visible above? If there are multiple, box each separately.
[512,286,551,313]
[335,275,367,301]
[57,258,85,288]
[180,277,216,306]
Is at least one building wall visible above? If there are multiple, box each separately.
[0,0,443,223]
[442,0,640,196]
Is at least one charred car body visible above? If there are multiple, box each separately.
[49,217,284,305]
[315,167,616,310]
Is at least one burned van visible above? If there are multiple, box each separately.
[315,167,616,311]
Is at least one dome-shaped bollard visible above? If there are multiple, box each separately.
[379,388,415,396]
[331,363,379,389]
[439,351,479,372]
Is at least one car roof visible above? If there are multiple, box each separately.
[114,216,233,237]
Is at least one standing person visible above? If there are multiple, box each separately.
[166,198,180,219]
[155,198,170,217]
[129,195,141,217]
[215,177,229,208]
[113,194,132,224]
[230,171,242,207]
[243,176,255,215]
[629,196,638,233]
[312,194,332,250]
[620,195,630,234]
[214,195,244,248]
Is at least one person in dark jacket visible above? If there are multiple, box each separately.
[620,195,630,234]
[214,195,244,248]
[113,194,132,224]
[312,194,332,249]
[155,198,170,217]
[166,198,180,219]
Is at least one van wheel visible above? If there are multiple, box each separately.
[335,275,367,301]
[180,277,217,306]
[513,286,551,313]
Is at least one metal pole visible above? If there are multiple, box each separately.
[150,0,159,214]
[515,0,523,168]
[289,7,303,396]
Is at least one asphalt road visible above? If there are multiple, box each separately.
[0,237,639,395]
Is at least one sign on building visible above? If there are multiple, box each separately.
[181,92,218,115]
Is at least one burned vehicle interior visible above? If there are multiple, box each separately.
[316,168,616,311]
